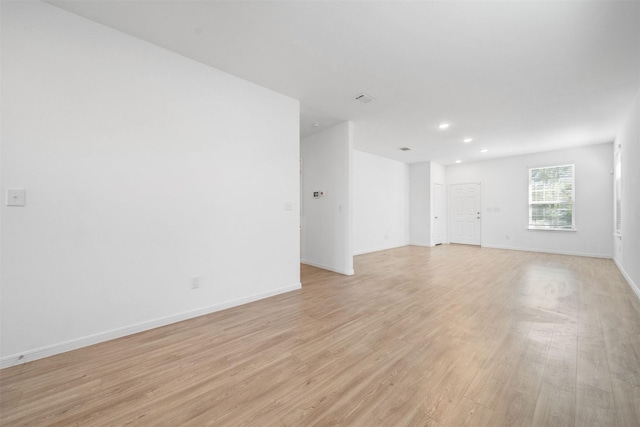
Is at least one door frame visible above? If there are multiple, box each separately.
[448,182,482,245]
[433,182,444,245]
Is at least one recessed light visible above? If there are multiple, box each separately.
[455,160,462,164]
[463,138,473,143]
[480,149,488,153]
[439,123,450,130]
[313,122,320,127]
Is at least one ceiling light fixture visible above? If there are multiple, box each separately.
[455,160,462,164]
[439,123,450,130]
[480,149,488,153]
[399,147,411,151]
[313,122,320,127]
[463,138,473,143]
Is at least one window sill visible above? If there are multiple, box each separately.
[527,227,576,232]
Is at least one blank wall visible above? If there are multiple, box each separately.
[353,150,409,255]
[1,1,300,367]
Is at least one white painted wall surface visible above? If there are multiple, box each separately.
[301,122,354,275]
[409,162,430,246]
[353,150,409,255]
[613,91,640,299]
[431,162,446,187]
[446,143,613,258]
[0,1,300,367]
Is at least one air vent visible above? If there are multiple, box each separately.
[399,147,411,151]
[354,93,375,104]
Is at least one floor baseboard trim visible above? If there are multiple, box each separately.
[0,283,301,370]
[481,244,612,259]
[301,259,354,276]
[408,242,431,247]
[613,258,640,302]
[354,243,409,256]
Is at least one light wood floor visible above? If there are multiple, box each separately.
[2,245,640,426]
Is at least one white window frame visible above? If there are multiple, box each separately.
[614,149,622,236]
[528,164,575,231]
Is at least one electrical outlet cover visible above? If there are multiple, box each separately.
[6,189,26,207]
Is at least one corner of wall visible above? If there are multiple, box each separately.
[300,121,354,276]
[612,88,640,301]
[614,258,640,302]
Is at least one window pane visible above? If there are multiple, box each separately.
[615,150,621,234]
[530,203,573,228]
[530,165,573,202]
[529,164,574,229]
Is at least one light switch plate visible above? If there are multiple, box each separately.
[6,189,26,207]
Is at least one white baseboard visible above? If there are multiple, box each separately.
[300,259,354,276]
[353,243,408,256]
[0,283,301,370]
[614,258,640,301]
[481,244,612,259]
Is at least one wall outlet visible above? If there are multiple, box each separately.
[191,277,200,289]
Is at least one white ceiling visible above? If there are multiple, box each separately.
[45,0,640,164]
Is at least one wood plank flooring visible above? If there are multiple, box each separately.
[1,245,639,426]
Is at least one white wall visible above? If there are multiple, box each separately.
[431,162,446,189]
[0,1,300,367]
[301,122,354,275]
[409,162,430,246]
[613,90,640,299]
[446,143,613,258]
[353,150,409,255]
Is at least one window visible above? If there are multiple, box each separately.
[529,164,575,230]
[614,149,621,235]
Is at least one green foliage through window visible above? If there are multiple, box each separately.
[529,165,574,230]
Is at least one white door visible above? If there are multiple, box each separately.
[449,183,481,245]
[434,183,444,245]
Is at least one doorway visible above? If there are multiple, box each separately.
[433,183,444,245]
[449,183,481,245]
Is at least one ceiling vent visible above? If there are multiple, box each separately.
[399,147,411,151]
[354,93,375,104]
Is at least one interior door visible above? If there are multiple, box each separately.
[449,183,481,245]
[434,183,444,245]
